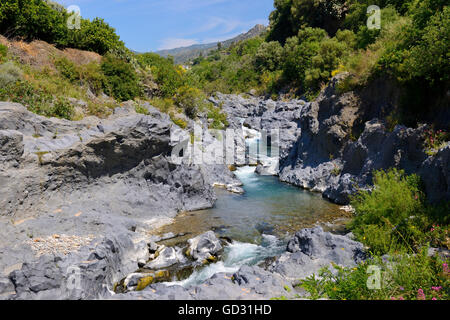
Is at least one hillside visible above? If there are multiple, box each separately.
[155,24,267,64]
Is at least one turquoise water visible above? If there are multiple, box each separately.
[157,166,343,245]
[149,133,348,287]
[158,166,346,287]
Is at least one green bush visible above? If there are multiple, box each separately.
[254,41,284,71]
[0,44,7,63]
[0,61,22,87]
[49,97,74,120]
[0,0,68,44]
[174,86,208,119]
[53,56,79,82]
[101,54,141,101]
[0,79,72,119]
[300,248,449,300]
[267,0,348,43]
[78,62,106,95]
[169,112,188,129]
[349,168,425,254]
[0,0,124,55]
[135,104,149,115]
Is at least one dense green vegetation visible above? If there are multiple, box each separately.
[299,168,449,300]
[0,0,124,55]
[1,0,447,127]
[188,0,449,125]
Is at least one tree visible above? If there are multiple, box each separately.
[101,54,141,101]
[254,41,284,71]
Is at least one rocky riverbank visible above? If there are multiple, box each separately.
[0,101,238,299]
[111,226,365,300]
[0,72,448,300]
[210,74,450,205]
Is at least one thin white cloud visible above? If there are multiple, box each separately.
[158,38,199,50]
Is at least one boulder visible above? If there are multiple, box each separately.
[186,231,222,262]
[0,130,24,167]
[270,227,365,283]
[144,247,186,270]
[419,145,450,203]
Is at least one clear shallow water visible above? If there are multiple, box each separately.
[157,166,345,245]
[153,135,347,287]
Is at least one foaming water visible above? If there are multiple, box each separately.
[155,131,347,286]
[166,235,285,287]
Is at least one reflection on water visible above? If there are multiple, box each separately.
[155,166,347,245]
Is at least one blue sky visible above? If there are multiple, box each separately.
[55,0,274,52]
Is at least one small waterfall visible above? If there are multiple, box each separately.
[165,234,285,288]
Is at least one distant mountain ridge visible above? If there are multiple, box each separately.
[155,24,267,64]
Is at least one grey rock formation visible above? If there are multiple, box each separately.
[272,74,449,204]
[270,226,365,283]
[211,93,304,164]
[186,231,222,262]
[144,246,187,270]
[0,101,238,300]
[114,265,295,300]
[8,234,149,300]
[419,145,450,203]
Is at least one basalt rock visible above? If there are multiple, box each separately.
[270,226,366,283]
[186,231,223,263]
[0,101,237,300]
[276,74,449,204]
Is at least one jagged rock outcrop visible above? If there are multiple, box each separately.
[269,226,365,283]
[8,234,149,300]
[0,102,220,218]
[0,101,238,300]
[211,93,303,160]
[323,120,431,203]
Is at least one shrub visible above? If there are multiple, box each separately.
[101,54,141,101]
[78,62,106,95]
[67,18,124,55]
[0,44,7,63]
[135,104,149,115]
[170,113,188,129]
[254,41,284,72]
[48,97,75,120]
[53,56,79,83]
[207,106,229,130]
[349,168,425,254]
[138,53,185,97]
[0,0,68,45]
[423,128,449,155]
[150,97,174,113]
[174,86,208,119]
[0,0,124,55]
[0,61,22,87]
[300,248,449,300]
